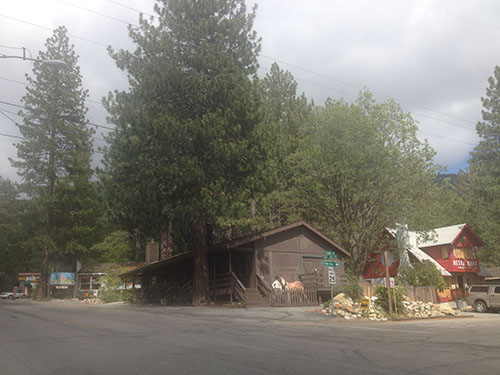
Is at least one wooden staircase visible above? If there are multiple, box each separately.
[244,287,268,307]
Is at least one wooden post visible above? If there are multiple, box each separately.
[384,251,393,316]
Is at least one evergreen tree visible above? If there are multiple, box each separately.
[469,66,500,265]
[0,177,24,290]
[104,0,262,303]
[10,26,95,297]
[254,63,311,229]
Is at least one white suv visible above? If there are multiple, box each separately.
[467,285,500,312]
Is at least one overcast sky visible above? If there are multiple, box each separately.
[1,0,499,183]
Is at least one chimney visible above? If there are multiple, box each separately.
[146,240,159,264]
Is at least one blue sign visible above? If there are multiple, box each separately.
[381,252,393,267]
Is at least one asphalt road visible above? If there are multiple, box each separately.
[1,299,500,375]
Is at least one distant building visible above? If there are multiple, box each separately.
[364,224,487,302]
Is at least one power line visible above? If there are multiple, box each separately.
[259,64,477,132]
[260,55,477,126]
[55,0,139,27]
[0,108,108,144]
[2,9,477,130]
[0,10,480,143]
[0,99,115,131]
[0,14,109,48]
[0,76,104,106]
[103,0,156,18]
[418,130,476,146]
[0,131,23,140]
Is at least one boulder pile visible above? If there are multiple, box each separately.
[402,296,458,318]
[322,293,460,320]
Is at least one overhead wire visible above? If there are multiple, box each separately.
[0,108,108,145]
[1,8,476,128]
[0,99,114,131]
[0,6,480,149]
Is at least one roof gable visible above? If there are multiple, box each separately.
[214,221,350,257]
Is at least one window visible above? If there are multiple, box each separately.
[494,287,500,294]
[441,246,449,259]
[454,248,465,259]
[470,286,488,293]
[464,248,473,259]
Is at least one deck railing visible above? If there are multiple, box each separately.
[269,286,318,307]
[209,272,246,303]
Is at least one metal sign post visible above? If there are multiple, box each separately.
[328,267,336,316]
[323,251,339,316]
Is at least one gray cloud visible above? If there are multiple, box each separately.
[1,0,499,183]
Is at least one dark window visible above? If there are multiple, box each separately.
[470,286,488,293]
[494,287,500,294]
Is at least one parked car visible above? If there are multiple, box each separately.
[466,285,500,312]
[0,291,27,299]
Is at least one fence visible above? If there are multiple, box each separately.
[358,281,438,303]
[269,286,317,307]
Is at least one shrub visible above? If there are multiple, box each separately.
[333,279,363,302]
[397,260,447,291]
[98,270,136,303]
[375,285,405,315]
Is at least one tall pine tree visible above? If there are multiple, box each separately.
[104,0,262,303]
[469,66,500,265]
[11,26,95,298]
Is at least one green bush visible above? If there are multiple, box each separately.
[375,285,405,315]
[98,271,136,303]
[333,279,363,302]
[397,260,447,291]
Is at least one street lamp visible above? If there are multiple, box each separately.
[0,47,66,68]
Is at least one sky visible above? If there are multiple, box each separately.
[1,0,500,183]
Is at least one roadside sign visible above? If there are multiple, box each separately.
[384,277,395,288]
[323,260,339,267]
[360,297,370,310]
[325,251,337,257]
[328,268,336,285]
[381,251,393,267]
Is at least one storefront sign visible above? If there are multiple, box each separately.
[18,273,40,282]
[50,272,75,285]
[451,259,479,272]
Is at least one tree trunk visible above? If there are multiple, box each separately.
[167,219,174,258]
[192,211,209,305]
[160,224,168,260]
[133,228,141,261]
[160,219,174,260]
[39,174,55,300]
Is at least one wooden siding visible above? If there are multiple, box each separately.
[255,226,346,287]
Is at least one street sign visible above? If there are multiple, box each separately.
[323,260,339,267]
[381,251,393,267]
[328,267,336,285]
[360,297,370,310]
[325,251,337,257]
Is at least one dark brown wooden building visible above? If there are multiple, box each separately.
[126,222,350,306]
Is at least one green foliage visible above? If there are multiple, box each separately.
[103,0,264,302]
[9,26,97,296]
[293,91,438,275]
[90,230,134,262]
[375,285,405,315]
[98,270,135,303]
[468,66,500,265]
[333,279,364,302]
[397,260,447,291]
